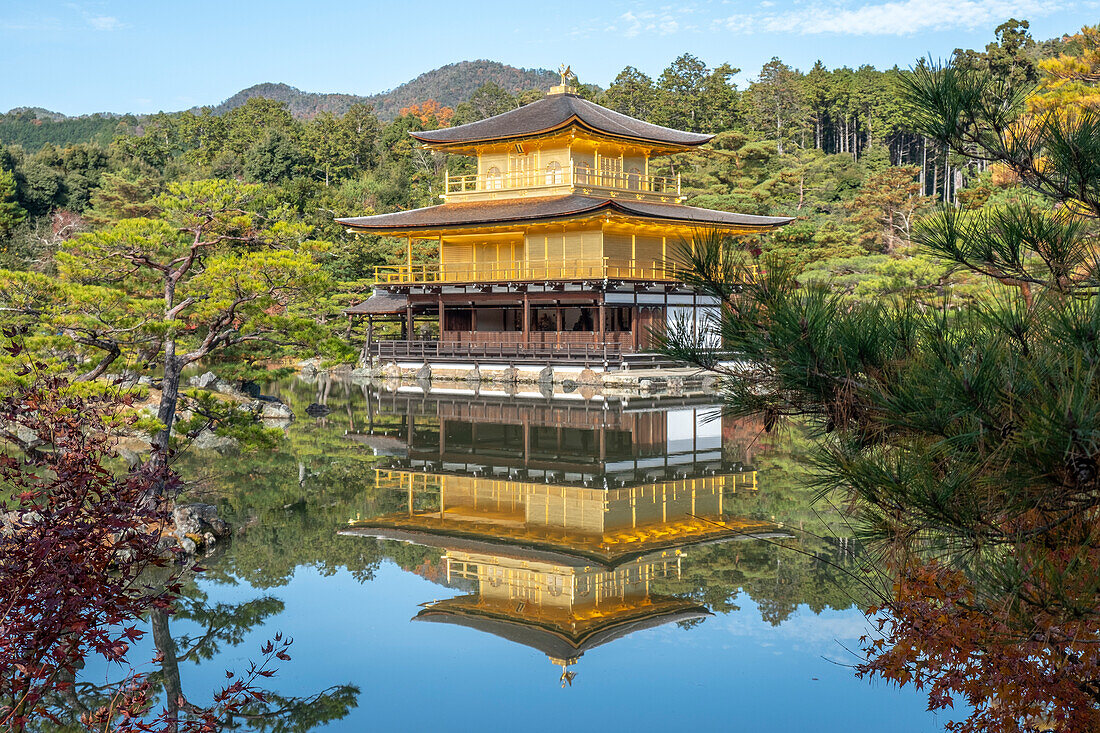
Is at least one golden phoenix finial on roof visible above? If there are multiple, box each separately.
[558,64,575,86]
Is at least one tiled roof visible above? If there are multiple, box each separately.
[411,93,713,148]
[343,291,409,315]
[337,195,793,233]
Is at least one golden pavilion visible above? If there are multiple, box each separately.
[340,392,784,678]
[339,69,793,368]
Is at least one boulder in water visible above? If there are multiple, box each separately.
[172,503,231,552]
[191,429,238,453]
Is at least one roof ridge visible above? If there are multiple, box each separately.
[410,93,713,148]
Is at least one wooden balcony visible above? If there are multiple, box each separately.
[369,339,625,366]
[374,258,686,285]
[443,163,682,203]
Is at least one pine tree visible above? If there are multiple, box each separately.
[654,53,709,131]
[748,57,804,155]
[602,66,657,120]
[0,167,26,236]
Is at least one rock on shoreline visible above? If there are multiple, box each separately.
[172,503,231,555]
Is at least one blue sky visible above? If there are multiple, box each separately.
[0,0,1094,115]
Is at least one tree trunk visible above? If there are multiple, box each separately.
[152,608,182,733]
[151,272,182,483]
[151,345,182,479]
[74,343,120,382]
[776,108,783,155]
[920,137,927,195]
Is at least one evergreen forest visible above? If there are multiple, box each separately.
[0,19,1087,389]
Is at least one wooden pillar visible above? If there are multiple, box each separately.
[406,235,413,269]
[405,306,413,340]
[664,289,670,351]
[556,302,563,348]
[631,305,639,351]
[523,291,530,347]
[597,299,605,346]
[438,295,444,342]
[366,316,374,368]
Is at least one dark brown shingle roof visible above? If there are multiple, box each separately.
[411,93,713,148]
[336,195,793,233]
[343,291,409,315]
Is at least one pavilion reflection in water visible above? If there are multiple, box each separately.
[341,389,784,681]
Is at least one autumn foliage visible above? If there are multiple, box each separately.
[862,555,1100,732]
[0,336,291,731]
[397,99,454,127]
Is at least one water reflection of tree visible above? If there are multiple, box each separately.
[166,374,878,725]
[657,535,865,626]
[656,422,872,624]
[182,381,870,622]
[146,592,358,732]
[35,589,358,732]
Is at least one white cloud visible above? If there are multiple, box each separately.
[587,0,1064,41]
[616,7,699,37]
[86,14,122,31]
[719,0,1064,36]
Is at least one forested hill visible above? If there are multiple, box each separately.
[0,60,557,149]
[363,61,558,119]
[210,83,371,119]
[0,110,118,149]
[213,61,556,119]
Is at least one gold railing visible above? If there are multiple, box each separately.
[374,258,759,285]
[374,258,687,284]
[444,163,680,197]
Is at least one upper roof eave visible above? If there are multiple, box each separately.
[409,117,713,153]
[408,93,714,150]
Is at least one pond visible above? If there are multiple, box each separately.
[90,375,948,731]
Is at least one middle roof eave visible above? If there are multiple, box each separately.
[336,194,795,234]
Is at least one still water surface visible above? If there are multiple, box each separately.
[104,375,947,731]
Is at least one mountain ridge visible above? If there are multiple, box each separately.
[3,60,559,122]
[210,61,558,120]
